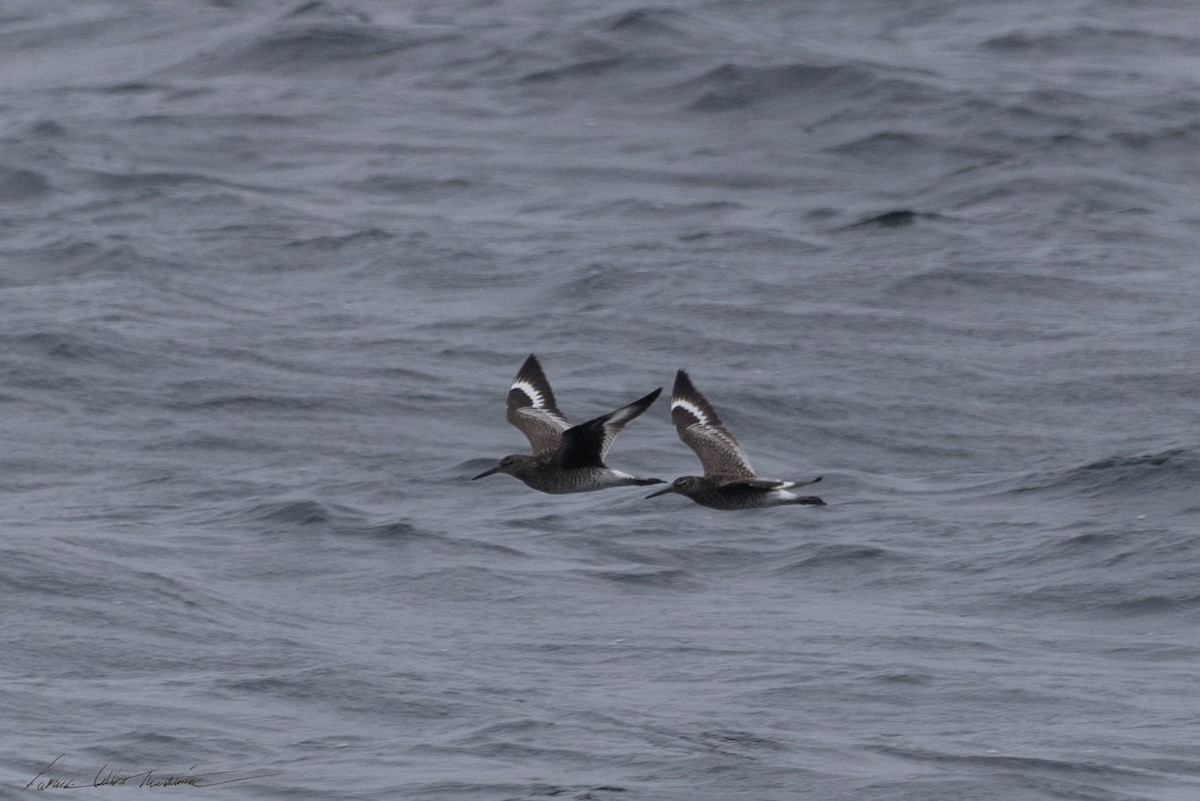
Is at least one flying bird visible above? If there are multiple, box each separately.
[472,355,664,493]
[647,370,824,509]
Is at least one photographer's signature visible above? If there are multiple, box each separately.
[26,756,271,791]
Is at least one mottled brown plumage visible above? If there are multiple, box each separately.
[648,370,825,510]
[474,355,664,493]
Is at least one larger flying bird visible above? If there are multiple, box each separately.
[647,370,824,509]
[472,355,664,493]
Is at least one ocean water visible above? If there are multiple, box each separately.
[3,0,1199,798]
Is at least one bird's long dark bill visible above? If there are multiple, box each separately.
[645,486,674,499]
[471,465,501,480]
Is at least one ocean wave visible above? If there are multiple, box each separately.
[884,266,1147,315]
[578,566,701,590]
[605,6,690,38]
[83,167,251,197]
[771,543,896,575]
[8,329,109,362]
[236,498,338,528]
[161,7,464,79]
[1012,446,1200,498]
[677,61,878,113]
[520,56,628,85]
[871,742,1148,780]
[982,23,1195,58]
[0,165,51,202]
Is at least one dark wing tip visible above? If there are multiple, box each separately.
[670,369,725,430]
[672,369,704,404]
[606,387,662,425]
[622,386,663,423]
[515,353,545,381]
[509,353,562,412]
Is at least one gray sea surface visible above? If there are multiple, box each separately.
[3,1,1199,799]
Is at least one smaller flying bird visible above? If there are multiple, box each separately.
[472,355,665,493]
[647,370,824,510]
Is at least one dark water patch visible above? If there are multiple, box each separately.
[3,328,167,401]
[100,730,196,756]
[654,541,787,574]
[0,549,143,601]
[25,119,67,137]
[9,330,108,362]
[604,7,687,37]
[679,62,851,112]
[450,717,559,745]
[872,742,1154,781]
[1004,570,1200,621]
[181,393,326,413]
[824,130,969,170]
[577,788,628,799]
[1105,640,1200,663]
[1111,121,1200,156]
[885,265,1138,309]
[154,430,287,460]
[402,781,626,801]
[208,498,390,539]
[644,723,789,759]
[521,56,627,84]
[0,166,51,201]
[866,669,933,686]
[1099,593,1200,617]
[284,0,371,24]
[771,543,898,575]
[672,226,819,258]
[675,59,922,116]
[238,499,336,529]
[406,565,530,599]
[349,175,478,199]
[284,226,395,251]
[497,511,583,533]
[578,566,702,591]
[942,511,1200,619]
[99,81,158,95]
[85,169,230,193]
[121,107,297,134]
[352,519,428,542]
[571,197,744,221]
[202,21,462,76]
[0,238,112,283]
[843,209,940,229]
[1048,529,1125,556]
[1011,447,1200,499]
[934,165,1163,220]
[216,664,387,708]
[256,25,417,63]
[351,519,529,560]
[983,23,1195,59]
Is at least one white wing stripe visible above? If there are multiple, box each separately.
[671,398,710,425]
[511,379,548,410]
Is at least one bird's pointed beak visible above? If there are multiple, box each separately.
[645,486,674,499]
[471,465,501,480]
